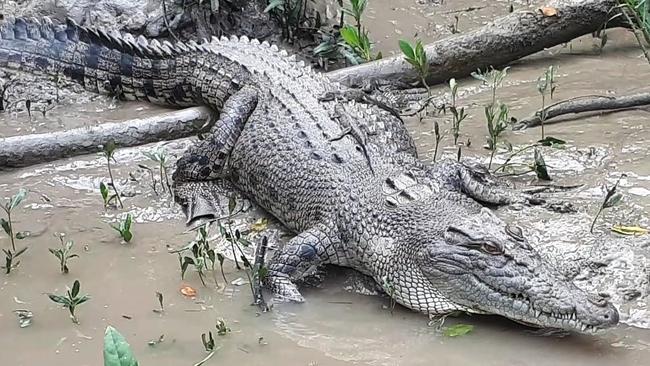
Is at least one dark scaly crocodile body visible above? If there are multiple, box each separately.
[0,17,619,332]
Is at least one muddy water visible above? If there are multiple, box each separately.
[2,1,650,365]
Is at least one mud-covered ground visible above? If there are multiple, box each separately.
[1,1,650,365]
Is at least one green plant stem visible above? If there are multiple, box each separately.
[493,144,538,173]
[106,158,124,208]
[590,206,605,234]
[7,210,15,251]
[620,5,650,64]
[540,93,546,139]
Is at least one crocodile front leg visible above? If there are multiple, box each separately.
[265,223,345,302]
[172,86,258,225]
[173,86,258,182]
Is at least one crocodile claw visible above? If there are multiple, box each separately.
[265,272,305,303]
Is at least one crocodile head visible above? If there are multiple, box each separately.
[419,208,619,333]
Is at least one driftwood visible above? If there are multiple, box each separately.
[512,92,650,130]
[0,0,632,168]
[328,0,624,88]
[0,107,213,168]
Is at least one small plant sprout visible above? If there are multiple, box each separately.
[171,223,220,287]
[46,279,90,324]
[432,121,444,162]
[2,188,29,274]
[339,0,380,63]
[104,326,139,366]
[99,141,124,209]
[1,188,28,252]
[536,65,557,139]
[471,67,512,169]
[485,102,512,169]
[399,39,430,94]
[590,174,627,234]
[142,147,172,194]
[448,78,468,145]
[215,318,231,336]
[196,331,218,366]
[471,67,510,107]
[49,233,78,274]
[111,214,134,243]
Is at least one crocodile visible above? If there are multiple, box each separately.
[0,17,619,333]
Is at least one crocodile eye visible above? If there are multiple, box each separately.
[481,242,503,255]
[505,224,524,241]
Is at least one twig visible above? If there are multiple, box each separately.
[512,92,650,130]
[162,0,181,42]
[252,236,270,312]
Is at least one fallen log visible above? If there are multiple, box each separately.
[328,0,624,88]
[0,107,213,168]
[0,0,631,169]
[512,92,650,130]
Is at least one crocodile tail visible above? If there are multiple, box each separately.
[0,16,200,107]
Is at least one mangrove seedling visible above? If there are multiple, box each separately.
[536,65,557,139]
[104,326,139,366]
[590,174,626,233]
[1,188,28,252]
[99,141,124,209]
[215,318,231,336]
[448,78,468,145]
[111,214,134,243]
[338,0,380,63]
[485,102,512,169]
[432,121,444,162]
[142,147,172,194]
[46,279,90,324]
[196,331,217,366]
[171,223,220,287]
[471,67,510,108]
[49,233,78,274]
[399,39,430,93]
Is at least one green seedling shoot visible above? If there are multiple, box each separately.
[111,214,134,243]
[46,279,90,324]
[449,78,468,145]
[590,174,626,233]
[536,65,557,139]
[399,39,430,93]
[49,233,79,274]
[2,188,29,274]
[99,141,124,209]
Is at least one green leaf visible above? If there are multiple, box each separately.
[100,182,109,203]
[0,218,10,236]
[398,40,415,60]
[603,192,623,208]
[103,326,139,366]
[340,26,360,48]
[443,324,474,337]
[14,246,28,257]
[48,294,70,305]
[71,280,80,298]
[9,188,27,210]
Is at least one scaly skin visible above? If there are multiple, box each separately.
[0,17,618,332]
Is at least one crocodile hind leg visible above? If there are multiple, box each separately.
[429,159,543,206]
[264,224,345,302]
[429,159,576,212]
[172,86,258,225]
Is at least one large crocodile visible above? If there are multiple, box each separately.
[0,17,619,332]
